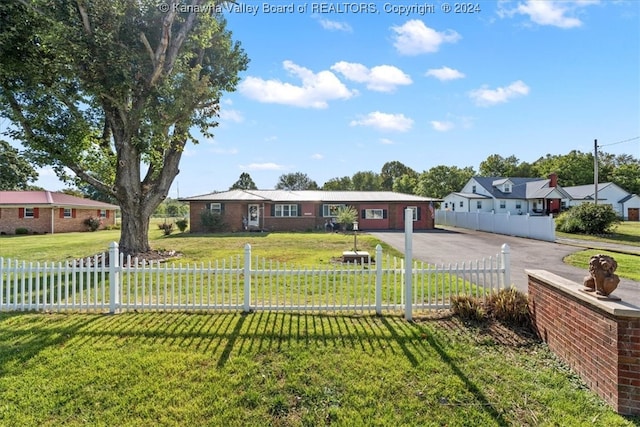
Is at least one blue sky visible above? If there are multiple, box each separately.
[5,0,640,197]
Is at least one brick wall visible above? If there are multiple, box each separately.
[527,270,640,415]
[0,208,116,235]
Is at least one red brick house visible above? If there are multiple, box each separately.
[0,191,120,235]
[181,190,439,233]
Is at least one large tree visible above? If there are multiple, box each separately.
[275,172,319,191]
[417,165,475,199]
[0,1,248,255]
[0,140,38,190]
[229,172,257,190]
[479,154,533,177]
[380,160,416,191]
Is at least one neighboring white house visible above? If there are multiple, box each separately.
[441,174,570,216]
[563,182,640,220]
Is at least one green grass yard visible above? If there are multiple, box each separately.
[0,311,635,426]
[1,227,639,425]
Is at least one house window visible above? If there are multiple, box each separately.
[364,209,384,219]
[472,185,476,193]
[515,201,521,209]
[275,204,298,217]
[322,204,345,217]
[561,201,567,209]
[444,203,448,209]
[499,200,506,209]
[209,203,222,214]
[459,201,463,208]
[504,184,511,193]
[476,201,482,209]
[407,206,418,221]
[24,208,34,218]
[99,209,107,218]
[64,208,73,218]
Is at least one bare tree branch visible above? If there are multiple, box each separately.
[75,0,92,35]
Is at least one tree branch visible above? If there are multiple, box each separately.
[75,0,92,35]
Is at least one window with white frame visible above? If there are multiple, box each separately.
[64,208,72,218]
[209,203,222,214]
[99,209,107,218]
[322,204,345,217]
[499,200,506,209]
[364,209,384,219]
[275,204,298,217]
[407,206,418,221]
[459,201,463,208]
[476,201,482,209]
[24,208,34,218]
[515,201,521,209]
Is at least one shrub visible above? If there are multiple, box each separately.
[451,288,530,328]
[555,203,619,234]
[200,211,226,232]
[451,295,486,322]
[487,288,530,326]
[15,228,29,235]
[158,222,174,235]
[175,218,188,232]
[84,217,103,232]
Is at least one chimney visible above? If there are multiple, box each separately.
[548,173,558,188]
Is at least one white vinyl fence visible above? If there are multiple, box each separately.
[436,210,556,242]
[1,242,510,315]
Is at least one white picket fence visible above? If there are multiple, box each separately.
[436,210,556,242]
[0,242,510,315]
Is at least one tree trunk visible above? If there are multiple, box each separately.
[119,205,152,255]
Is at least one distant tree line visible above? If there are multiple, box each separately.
[242,150,639,199]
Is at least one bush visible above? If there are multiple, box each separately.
[15,228,29,235]
[451,288,530,327]
[200,211,226,232]
[175,218,188,232]
[556,203,619,234]
[84,217,103,232]
[158,222,173,235]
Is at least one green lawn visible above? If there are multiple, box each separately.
[563,250,640,282]
[1,228,639,425]
[556,221,640,247]
[0,311,636,426]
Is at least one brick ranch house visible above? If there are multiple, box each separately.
[0,191,120,235]
[180,190,440,233]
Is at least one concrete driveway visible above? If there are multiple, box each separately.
[369,227,640,306]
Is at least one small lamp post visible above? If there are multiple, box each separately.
[353,221,359,253]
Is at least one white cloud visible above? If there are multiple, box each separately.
[239,60,356,109]
[219,109,244,123]
[469,80,530,106]
[498,0,596,28]
[239,162,286,171]
[350,111,414,132]
[317,18,353,32]
[264,136,278,142]
[331,61,412,92]
[391,20,461,55]
[379,138,395,145]
[430,121,455,132]
[209,147,239,155]
[311,153,324,160]
[425,66,465,81]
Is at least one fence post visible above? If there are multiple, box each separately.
[375,244,382,315]
[501,243,511,289]
[108,242,120,314]
[244,243,251,312]
[404,208,413,321]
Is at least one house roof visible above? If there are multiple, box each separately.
[450,192,491,200]
[0,191,120,209]
[180,190,441,203]
[619,194,639,203]
[473,176,570,200]
[562,182,624,201]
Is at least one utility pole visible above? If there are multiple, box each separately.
[593,139,598,205]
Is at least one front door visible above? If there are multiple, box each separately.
[248,204,260,228]
[629,208,639,221]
